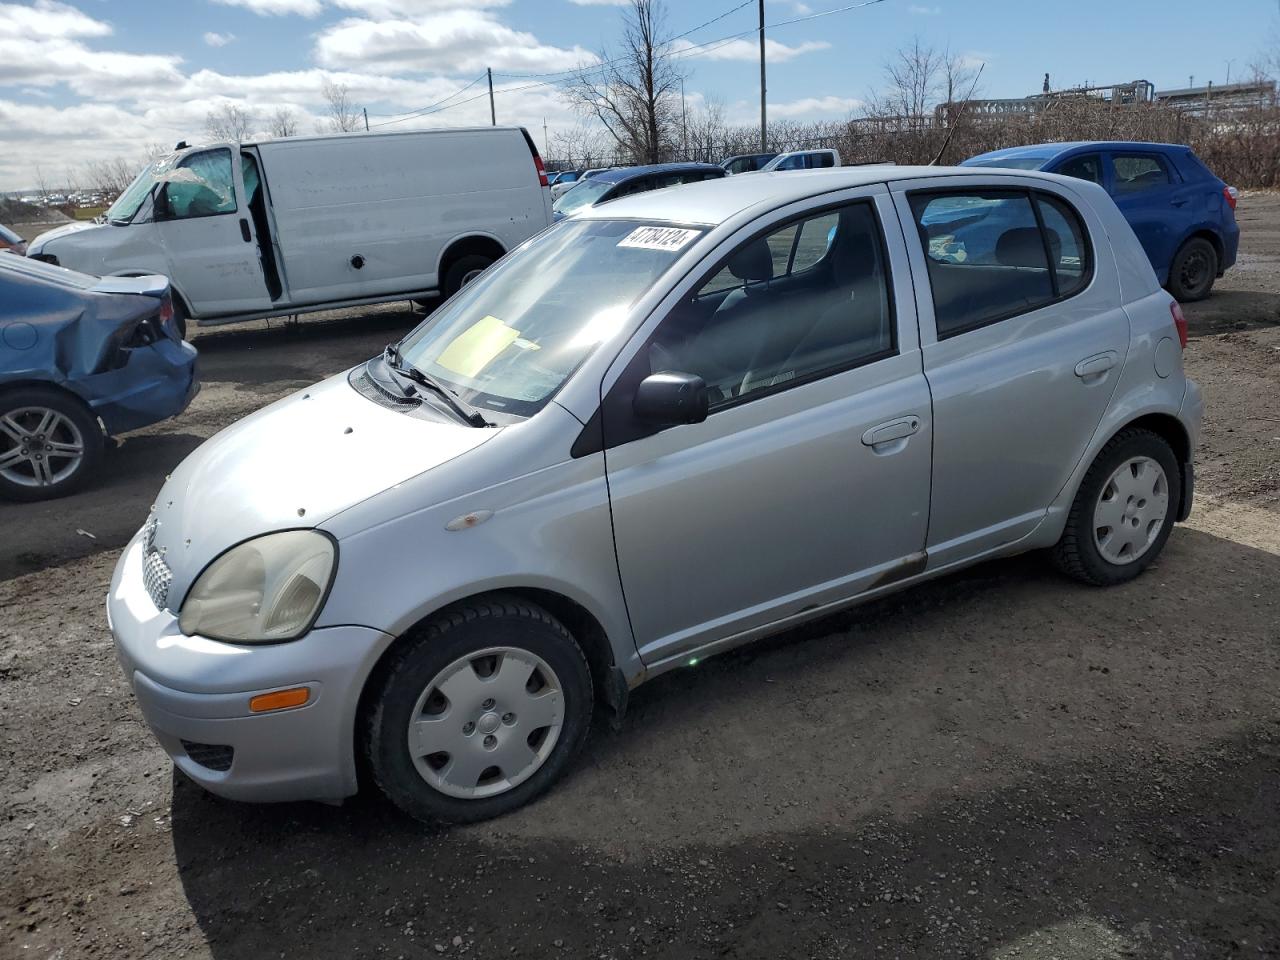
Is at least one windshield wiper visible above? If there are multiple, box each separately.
[383,344,494,428]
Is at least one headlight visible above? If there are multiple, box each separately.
[178,530,336,643]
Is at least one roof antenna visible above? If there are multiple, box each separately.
[930,62,985,166]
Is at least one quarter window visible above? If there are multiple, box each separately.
[649,201,895,409]
[909,189,1091,337]
[1112,154,1171,193]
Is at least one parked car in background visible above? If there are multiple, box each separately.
[720,152,777,174]
[0,224,26,256]
[28,127,553,334]
[759,148,842,172]
[0,256,197,501]
[549,170,582,201]
[107,164,1198,824]
[552,162,726,221]
[962,141,1239,301]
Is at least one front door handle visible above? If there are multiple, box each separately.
[862,415,921,448]
[1074,352,1118,379]
[239,218,252,242]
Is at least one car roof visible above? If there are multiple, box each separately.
[967,141,1190,163]
[578,164,1029,226]
[592,162,724,184]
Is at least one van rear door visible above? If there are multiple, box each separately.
[152,147,272,317]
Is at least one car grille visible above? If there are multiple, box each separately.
[140,520,173,611]
[181,741,234,772]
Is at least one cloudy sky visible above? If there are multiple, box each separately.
[0,0,1273,191]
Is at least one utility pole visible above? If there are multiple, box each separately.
[362,107,369,131]
[680,77,689,159]
[543,117,549,156]
[757,0,767,152]
[487,68,496,125]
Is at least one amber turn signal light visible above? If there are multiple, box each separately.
[249,687,310,713]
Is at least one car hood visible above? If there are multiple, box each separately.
[26,220,100,256]
[148,370,497,598]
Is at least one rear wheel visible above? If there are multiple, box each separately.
[362,595,593,824]
[0,387,103,501]
[1167,237,1217,302]
[1051,428,1180,586]
[442,254,494,300]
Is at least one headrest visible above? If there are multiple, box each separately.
[996,227,1060,268]
[727,238,774,282]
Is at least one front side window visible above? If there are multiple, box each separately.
[909,189,1091,337]
[1056,154,1102,184]
[1112,154,1171,193]
[158,149,237,220]
[644,201,894,409]
[398,219,700,417]
[776,155,804,171]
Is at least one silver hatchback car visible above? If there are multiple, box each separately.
[107,166,1201,823]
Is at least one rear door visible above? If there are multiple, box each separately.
[892,176,1130,569]
[152,147,272,317]
[1106,151,1187,281]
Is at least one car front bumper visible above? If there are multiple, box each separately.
[106,528,394,803]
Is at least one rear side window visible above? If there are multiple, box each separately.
[810,152,836,169]
[909,189,1091,337]
[1112,154,1171,193]
[1055,154,1102,184]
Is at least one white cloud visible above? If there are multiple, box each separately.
[0,0,112,40]
[315,10,596,75]
[672,36,829,64]
[784,1,813,13]
[908,4,941,13]
[566,0,629,5]
[769,95,862,118]
[332,0,511,12]
[209,0,324,16]
[203,31,236,47]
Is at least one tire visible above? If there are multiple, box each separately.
[362,594,594,824]
[1051,427,1181,586]
[0,387,104,502]
[442,254,494,299]
[1166,237,1218,302]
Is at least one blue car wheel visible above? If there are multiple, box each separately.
[0,387,103,502]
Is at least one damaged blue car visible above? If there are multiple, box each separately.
[0,256,198,501]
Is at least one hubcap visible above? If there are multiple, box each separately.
[407,646,564,799]
[1093,456,1169,565]
[459,267,485,288]
[0,406,85,488]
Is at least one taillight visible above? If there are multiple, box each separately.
[519,127,549,187]
[158,294,174,327]
[1170,301,1188,349]
[1224,186,1238,211]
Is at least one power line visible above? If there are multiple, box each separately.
[367,72,487,126]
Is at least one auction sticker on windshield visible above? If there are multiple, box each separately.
[617,226,701,251]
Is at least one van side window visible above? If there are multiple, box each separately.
[161,149,236,220]
[1056,154,1101,184]
[909,189,1092,338]
[909,191,1053,337]
[652,201,895,409]
[1112,154,1171,193]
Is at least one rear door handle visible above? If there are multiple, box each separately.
[239,218,252,242]
[862,416,921,448]
[1074,351,1118,379]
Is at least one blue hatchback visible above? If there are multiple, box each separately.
[963,141,1239,301]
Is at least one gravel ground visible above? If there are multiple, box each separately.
[3,198,1279,959]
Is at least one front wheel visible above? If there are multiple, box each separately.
[0,387,104,501]
[1051,428,1180,586]
[1167,237,1218,302]
[362,595,594,824]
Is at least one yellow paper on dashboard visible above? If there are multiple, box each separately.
[434,315,520,379]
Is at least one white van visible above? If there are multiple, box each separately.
[27,127,553,333]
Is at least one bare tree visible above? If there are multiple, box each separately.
[547,123,616,169]
[82,157,139,197]
[872,36,944,131]
[205,103,254,142]
[268,106,300,139]
[321,80,363,133]
[566,0,684,164]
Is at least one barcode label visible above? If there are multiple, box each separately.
[617,226,701,252]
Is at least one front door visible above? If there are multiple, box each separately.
[601,192,932,668]
[895,179,1131,568]
[153,147,272,317]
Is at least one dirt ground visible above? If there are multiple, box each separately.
[3,199,1280,959]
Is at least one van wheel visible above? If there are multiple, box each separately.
[1051,428,1180,586]
[0,387,103,502]
[362,595,593,824]
[1167,237,1217,302]
[442,255,493,299]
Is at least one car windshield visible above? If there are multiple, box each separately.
[964,156,1050,171]
[552,177,616,217]
[397,219,703,419]
[105,153,179,223]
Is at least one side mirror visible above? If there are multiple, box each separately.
[633,371,709,425]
